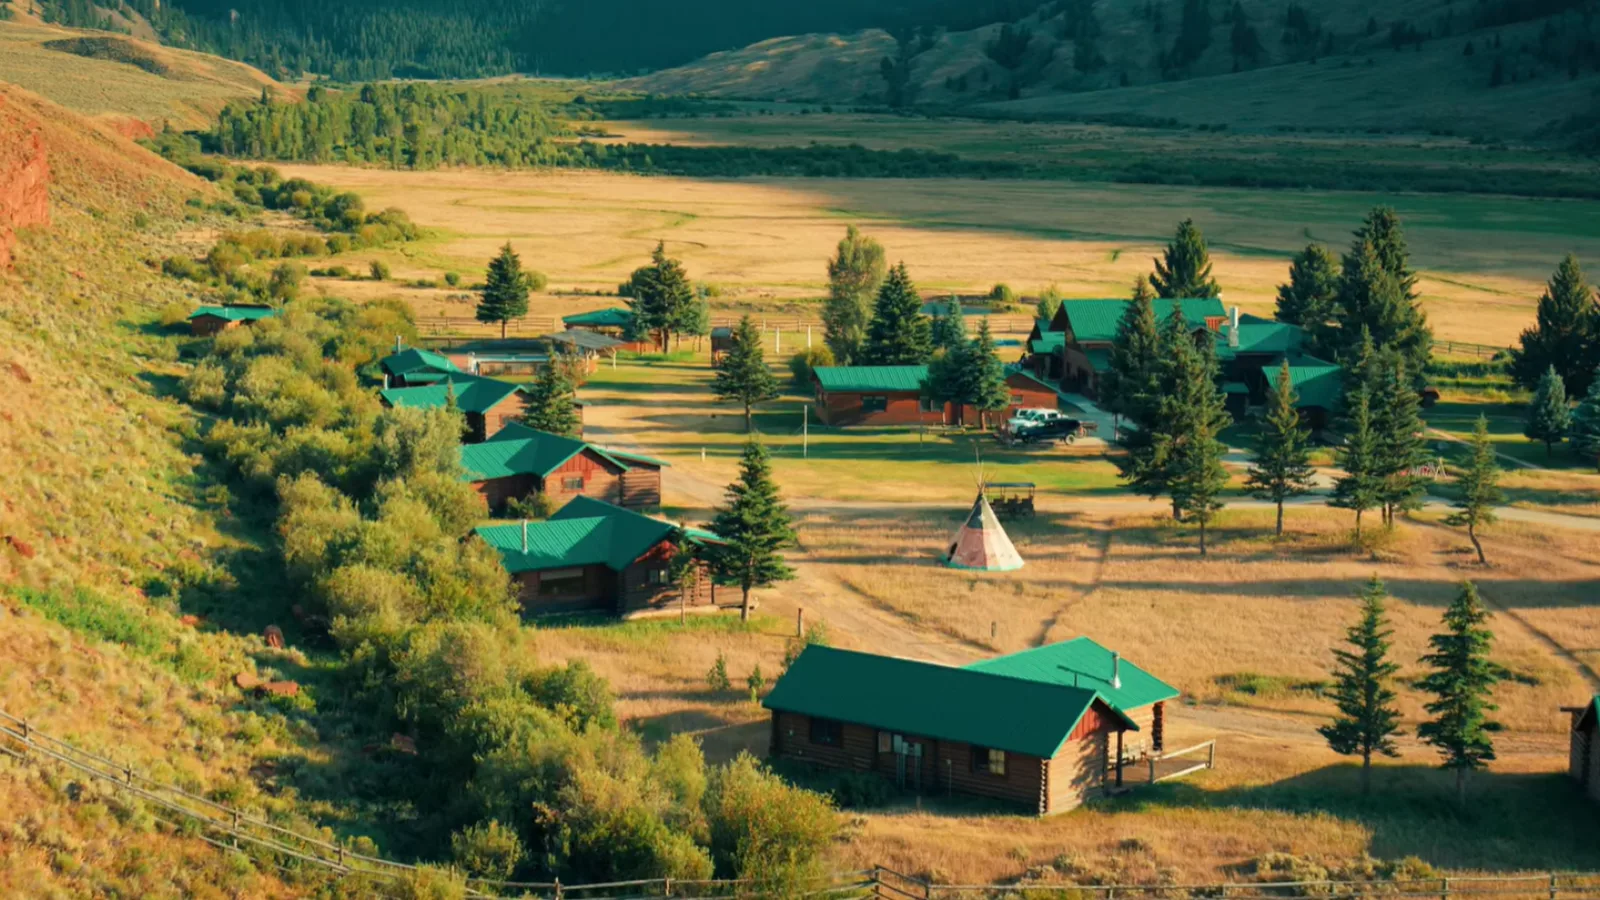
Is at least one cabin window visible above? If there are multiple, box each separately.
[649,568,670,586]
[537,568,585,597]
[919,396,937,412]
[860,395,887,412]
[1010,393,1025,404]
[809,718,843,746]
[971,746,1006,776]
[562,476,584,490]
[877,731,892,753]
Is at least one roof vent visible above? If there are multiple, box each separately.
[1111,651,1123,690]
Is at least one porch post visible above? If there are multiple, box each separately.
[1115,728,1124,788]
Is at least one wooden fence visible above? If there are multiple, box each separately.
[2,709,1595,899]
[1432,339,1508,360]
[413,314,1037,341]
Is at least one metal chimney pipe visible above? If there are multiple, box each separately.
[521,519,528,553]
[1111,651,1123,690]
[1228,306,1240,349]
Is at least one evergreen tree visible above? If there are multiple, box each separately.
[1162,331,1231,554]
[1150,218,1221,299]
[522,359,581,438]
[1318,575,1404,795]
[1510,255,1598,394]
[1446,416,1503,565]
[1329,387,1383,537]
[1100,288,1162,422]
[1570,365,1600,467]
[1326,209,1432,374]
[822,225,887,364]
[1417,581,1502,809]
[1523,365,1571,456]
[624,242,695,352]
[930,305,966,353]
[675,291,713,352]
[708,438,798,622]
[1132,275,1156,303]
[1117,309,1190,510]
[861,262,932,365]
[1246,360,1316,535]
[1371,357,1429,525]
[923,339,971,426]
[1275,244,1339,328]
[969,319,1011,430]
[711,316,780,433]
[476,242,531,339]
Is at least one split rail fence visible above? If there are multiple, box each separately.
[413,314,1037,342]
[2,710,1596,899]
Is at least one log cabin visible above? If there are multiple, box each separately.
[1024,298,1226,391]
[1568,697,1600,803]
[473,496,722,617]
[379,373,542,443]
[810,366,1063,427]
[462,423,666,512]
[187,305,279,336]
[380,346,461,387]
[765,640,1179,815]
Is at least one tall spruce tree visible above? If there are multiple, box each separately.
[930,305,966,353]
[476,242,531,339]
[1318,575,1404,795]
[708,438,798,622]
[1118,309,1192,513]
[1417,581,1502,808]
[1570,364,1600,467]
[861,262,932,365]
[1150,218,1221,299]
[1101,288,1163,422]
[1371,357,1429,525]
[522,359,582,438]
[1246,360,1316,535]
[1524,365,1571,456]
[1446,416,1502,565]
[1329,387,1383,537]
[1275,244,1339,328]
[1326,209,1432,373]
[969,319,1012,430]
[1162,334,1231,555]
[624,242,695,352]
[822,225,888,364]
[712,315,779,433]
[1510,255,1599,393]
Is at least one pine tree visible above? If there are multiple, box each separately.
[861,262,932,365]
[1318,575,1404,795]
[1161,331,1231,554]
[674,291,713,352]
[1328,209,1432,374]
[1100,287,1162,422]
[1510,255,1598,394]
[708,438,798,622]
[1417,581,1502,809]
[1371,356,1429,525]
[712,316,779,433]
[1133,275,1156,303]
[930,305,966,353]
[1275,244,1339,328]
[969,319,1011,429]
[1246,360,1316,535]
[1571,365,1600,467]
[1446,416,1502,565]
[1150,218,1221,299]
[476,242,531,339]
[1329,387,1383,537]
[1118,309,1190,511]
[1523,365,1571,456]
[624,242,695,352]
[522,359,581,438]
[822,225,887,364]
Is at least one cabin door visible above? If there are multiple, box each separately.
[890,735,924,790]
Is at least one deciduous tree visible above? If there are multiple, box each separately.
[1318,575,1404,795]
[822,226,887,364]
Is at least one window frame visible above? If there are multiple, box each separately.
[860,394,888,413]
[809,717,843,747]
[970,745,1006,776]
[561,475,584,491]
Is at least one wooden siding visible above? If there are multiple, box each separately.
[619,469,663,509]
[477,393,538,442]
[1574,714,1599,803]
[472,473,539,514]
[541,449,626,507]
[190,316,241,337]
[511,565,616,615]
[1045,702,1115,814]
[815,389,944,427]
[618,540,714,614]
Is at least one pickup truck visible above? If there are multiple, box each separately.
[1006,408,1071,432]
[1011,416,1084,444]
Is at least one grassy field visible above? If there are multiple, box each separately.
[277,163,1600,347]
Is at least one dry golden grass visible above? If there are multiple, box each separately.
[274,164,1598,346]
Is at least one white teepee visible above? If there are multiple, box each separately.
[944,492,1024,572]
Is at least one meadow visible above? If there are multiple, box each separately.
[275,162,1600,347]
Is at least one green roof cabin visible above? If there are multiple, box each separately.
[764,638,1181,814]
[463,423,667,513]
[1568,697,1600,803]
[811,366,1061,427]
[1025,298,1225,391]
[380,345,462,388]
[379,373,543,443]
[473,496,722,617]
[563,307,652,353]
[188,305,279,337]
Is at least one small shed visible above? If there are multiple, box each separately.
[710,326,734,360]
[187,305,278,336]
[473,496,722,617]
[379,373,546,443]
[462,423,666,512]
[1569,697,1600,802]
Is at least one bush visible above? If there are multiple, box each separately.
[788,346,834,390]
[523,270,549,292]
[444,271,461,287]
[161,256,208,281]
[370,260,392,281]
[158,301,194,328]
[504,492,555,520]
[704,753,837,889]
[450,820,523,880]
[989,283,1016,305]
[528,659,617,732]
[384,865,469,900]
[706,652,731,692]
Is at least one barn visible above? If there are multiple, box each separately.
[765,640,1178,814]
[379,373,541,443]
[187,305,279,336]
[462,423,666,512]
[473,496,722,617]
[811,366,1062,427]
[380,346,461,387]
[1568,697,1600,803]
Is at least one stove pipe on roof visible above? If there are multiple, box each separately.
[521,519,528,553]
[1111,651,1123,690]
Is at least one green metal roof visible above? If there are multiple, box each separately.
[965,637,1180,712]
[189,305,279,322]
[462,424,667,481]
[1216,322,1305,359]
[379,374,524,415]
[474,496,718,574]
[1059,298,1226,344]
[812,366,930,393]
[1265,362,1344,411]
[563,308,635,329]
[1223,381,1249,394]
[1083,348,1111,373]
[765,645,1136,758]
[1579,696,1600,730]
[381,347,460,378]
[1028,332,1066,354]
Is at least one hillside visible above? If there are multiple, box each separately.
[622,0,1600,138]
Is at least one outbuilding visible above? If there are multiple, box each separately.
[764,639,1178,814]
[187,305,279,336]
[811,366,1062,427]
[563,308,651,353]
[379,373,542,443]
[462,423,666,512]
[1568,697,1599,802]
[473,496,721,617]
[380,346,461,388]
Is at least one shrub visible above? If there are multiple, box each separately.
[788,346,835,390]
[746,665,765,703]
[704,753,837,889]
[161,256,208,281]
[385,865,469,900]
[528,659,617,732]
[706,652,731,692]
[505,492,555,520]
[370,260,392,281]
[524,269,549,292]
[988,283,1016,304]
[450,820,524,880]
[444,271,461,287]
[158,301,194,328]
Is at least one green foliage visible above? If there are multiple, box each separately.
[505,491,557,521]
[861,262,932,365]
[1245,361,1315,535]
[1150,218,1220,299]
[929,306,966,353]
[625,242,696,352]
[704,754,837,893]
[1417,581,1502,806]
[529,659,618,732]
[822,225,887,365]
[1034,285,1063,323]
[450,820,524,880]
[523,360,583,438]
[1275,244,1338,328]
[1511,255,1599,394]
[1523,365,1570,455]
[1571,364,1600,466]
[1328,388,1384,537]
[1371,357,1429,523]
[1445,417,1503,565]
[746,664,765,703]
[9,586,217,685]
[385,864,470,900]
[788,345,835,391]
[987,283,1016,305]
[444,271,461,287]
[712,316,780,431]
[1319,208,1432,376]
[370,260,392,281]
[707,651,732,692]
[1101,288,1161,420]
[1318,576,1403,793]
[477,243,532,336]
[708,439,798,621]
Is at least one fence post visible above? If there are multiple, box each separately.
[1208,741,1216,769]
[664,876,673,897]
[125,764,134,785]
[555,877,563,900]
[1441,877,1450,900]
[1550,873,1559,900]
